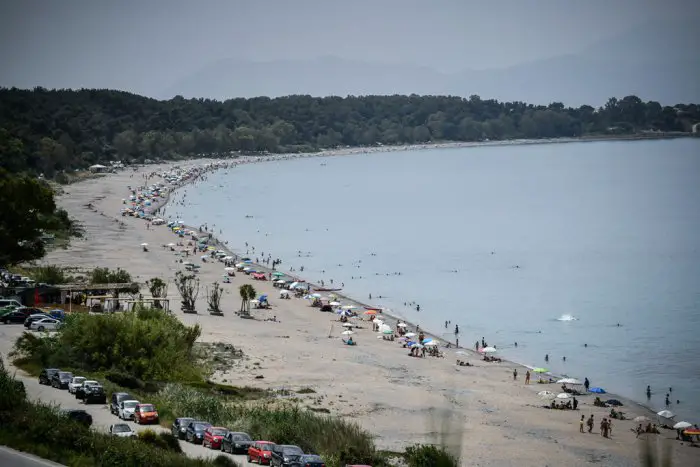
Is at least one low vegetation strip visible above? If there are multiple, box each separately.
[0,359,225,467]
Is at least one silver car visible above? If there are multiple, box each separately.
[118,399,140,420]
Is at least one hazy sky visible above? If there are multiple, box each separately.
[1,0,698,97]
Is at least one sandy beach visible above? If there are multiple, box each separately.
[34,157,700,466]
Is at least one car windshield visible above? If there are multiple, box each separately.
[73,377,85,384]
[59,372,73,379]
[113,424,132,433]
[84,381,98,386]
[282,446,303,455]
[301,456,322,462]
[234,433,252,441]
[260,443,273,450]
[123,401,139,408]
[211,429,227,436]
[194,423,210,430]
[139,404,155,412]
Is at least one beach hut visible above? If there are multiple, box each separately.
[89,164,108,173]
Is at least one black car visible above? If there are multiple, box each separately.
[291,455,325,467]
[171,417,194,440]
[185,420,211,444]
[110,392,134,415]
[270,445,304,467]
[221,431,253,454]
[62,409,93,427]
[75,380,100,400]
[84,384,107,404]
[39,368,61,385]
[51,371,74,389]
[2,310,31,324]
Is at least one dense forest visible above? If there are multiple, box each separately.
[1,87,698,177]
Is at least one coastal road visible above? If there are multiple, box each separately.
[0,325,246,465]
[0,447,65,467]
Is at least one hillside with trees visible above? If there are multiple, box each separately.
[1,87,698,177]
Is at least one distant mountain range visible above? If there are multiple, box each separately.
[163,19,699,106]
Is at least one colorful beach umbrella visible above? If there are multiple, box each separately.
[532,368,548,373]
[363,310,377,315]
[683,429,700,436]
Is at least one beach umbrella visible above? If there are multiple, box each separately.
[140,243,149,247]
[424,341,438,346]
[224,267,235,272]
[363,310,377,315]
[556,393,572,400]
[167,242,176,247]
[276,280,286,283]
[342,323,353,328]
[411,343,424,349]
[250,299,260,305]
[422,338,433,344]
[341,330,354,336]
[311,293,322,298]
[557,378,581,385]
[397,323,407,328]
[481,346,497,353]
[341,305,356,310]
[538,390,555,398]
[272,272,284,277]
[657,410,675,418]
[382,329,393,335]
[243,267,251,271]
[279,290,289,297]
[633,416,651,423]
[673,421,692,429]
[588,387,606,394]
[330,301,341,306]
[235,263,244,268]
[683,429,700,436]
[405,332,416,338]
[532,368,549,374]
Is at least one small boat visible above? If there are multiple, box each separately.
[364,306,382,311]
[313,287,342,292]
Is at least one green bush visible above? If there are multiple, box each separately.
[106,370,145,390]
[404,444,459,467]
[90,266,132,284]
[12,307,202,382]
[31,265,70,284]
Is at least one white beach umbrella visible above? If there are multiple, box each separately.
[235,263,245,268]
[342,323,353,328]
[378,325,392,333]
[405,332,416,338]
[276,279,286,283]
[250,299,260,305]
[341,305,356,310]
[657,410,675,419]
[243,267,251,271]
[311,293,322,298]
[330,301,341,306]
[372,318,382,324]
[167,242,176,247]
[481,346,497,354]
[224,267,235,272]
[538,390,555,398]
[556,393,572,400]
[411,343,424,349]
[424,341,438,347]
[397,323,407,328]
[673,421,692,429]
[557,378,582,385]
[140,243,149,247]
[341,330,354,336]
[279,290,290,297]
[633,416,651,423]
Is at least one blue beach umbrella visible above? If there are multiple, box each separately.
[422,338,433,344]
[589,387,606,394]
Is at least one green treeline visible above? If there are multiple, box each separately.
[1,87,698,177]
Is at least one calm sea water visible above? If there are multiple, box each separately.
[171,139,700,421]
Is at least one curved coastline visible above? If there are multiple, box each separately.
[152,153,689,427]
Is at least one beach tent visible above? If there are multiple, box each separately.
[588,387,606,394]
[657,410,675,419]
[89,164,107,173]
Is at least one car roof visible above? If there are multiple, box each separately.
[122,399,139,403]
[208,426,228,430]
[256,441,275,445]
[84,380,99,384]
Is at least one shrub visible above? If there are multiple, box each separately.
[12,307,202,382]
[404,444,459,467]
[106,370,144,390]
[90,266,132,284]
[32,265,70,284]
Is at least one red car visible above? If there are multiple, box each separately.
[133,403,159,425]
[202,426,229,449]
[248,441,277,465]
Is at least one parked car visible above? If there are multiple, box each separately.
[0,299,22,310]
[202,426,228,450]
[184,420,212,444]
[0,304,20,317]
[2,310,32,324]
[38,368,61,385]
[118,400,141,420]
[248,441,277,465]
[294,455,326,467]
[221,431,253,454]
[50,371,74,389]
[24,313,48,328]
[109,423,137,438]
[68,376,86,394]
[62,409,93,427]
[110,392,134,415]
[134,403,159,424]
[270,445,304,467]
[75,380,100,399]
[171,417,194,439]
[84,384,107,404]
[31,317,62,332]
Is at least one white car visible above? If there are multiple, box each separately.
[118,400,140,420]
[109,423,137,438]
[68,376,86,394]
[30,317,61,332]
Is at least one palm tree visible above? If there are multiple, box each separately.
[239,284,257,315]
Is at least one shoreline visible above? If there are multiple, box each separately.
[155,155,693,426]
[34,146,700,464]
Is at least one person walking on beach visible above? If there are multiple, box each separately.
[525,370,531,385]
[454,324,459,336]
[584,377,590,392]
[545,354,549,363]
[580,415,585,433]
[513,368,518,380]
[608,418,613,437]
[587,415,594,433]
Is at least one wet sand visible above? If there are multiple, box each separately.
[37,158,699,466]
